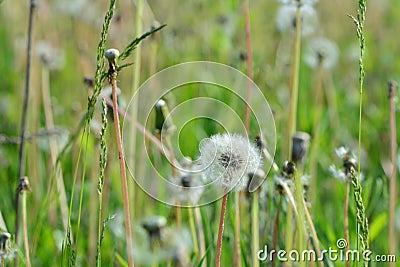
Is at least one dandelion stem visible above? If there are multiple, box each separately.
[111,70,135,267]
[251,190,260,267]
[271,196,282,267]
[15,0,36,250]
[388,80,397,266]
[287,5,302,160]
[215,192,228,267]
[309,67,324,208]
[194,207,206,266]
[302,198,323,267]
[188,208,199,257]
[233,191,241,267]
[293,171,306,267]
[21,192,31,267]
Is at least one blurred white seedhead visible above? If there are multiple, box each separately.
[170,157,204,205]
[276,4,318,37]
[278,0,318,6]
[199,133,263,191]
[304,38,339,69]
[0,232,15,265]
[133,217,191,266]
[36,41,65,70]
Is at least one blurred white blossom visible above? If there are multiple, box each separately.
[276,4,318,37]
[304,38,339,69]
[278,0,318,6]
[36,41,65,70]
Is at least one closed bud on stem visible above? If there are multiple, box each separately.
[155,99,176,137]
[291,131,310,165]
[388,80,397,99]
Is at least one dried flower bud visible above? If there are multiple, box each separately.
[282,161,296,178]
[18,176,31,193]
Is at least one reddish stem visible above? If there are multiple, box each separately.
[215,192,229,267]
[111,78,134,267]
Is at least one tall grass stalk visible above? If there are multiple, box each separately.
[388,80,397,266]
[309,67,324,208]
[344,180,351,267]
[96,98,108,266]
[15,0,36,252]
[107,52,135,266]
[242,1,253,265]
[349,0,369,261]
[40,65,69,234]
[127,0,144,224]
[349,169,369,267]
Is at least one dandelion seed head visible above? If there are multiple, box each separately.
[170,158,204,205]
[36,41,65,70]
[199,133,262,191]
[133,221,191,266]
[276,4,318,37]
[278,0,318,6]
[304,38,339,69]
[0,232,15,264]
[329,164,347,182]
